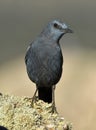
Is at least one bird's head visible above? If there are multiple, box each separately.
[42,20,73,42]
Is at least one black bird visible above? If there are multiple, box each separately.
[0,126,8,130]
[25,20,73,111]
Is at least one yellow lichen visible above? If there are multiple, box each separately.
[0,94,72,130]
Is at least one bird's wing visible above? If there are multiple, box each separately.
[25,44,42,83]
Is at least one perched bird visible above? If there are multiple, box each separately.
[25,20,73,112]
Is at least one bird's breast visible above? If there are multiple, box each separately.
[26,42,63,86]
[36,44,63,85]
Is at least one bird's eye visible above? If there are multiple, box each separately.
[53,23,59,28]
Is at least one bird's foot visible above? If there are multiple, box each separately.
[31,88,38,107]
[31,96,38,107]
[52,103,58,114]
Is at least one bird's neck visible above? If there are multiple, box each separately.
[40,30,61,43]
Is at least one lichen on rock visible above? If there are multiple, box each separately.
[0,94,72,130]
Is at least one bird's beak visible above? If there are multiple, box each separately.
[65,28,73,33]
[62,23,73,33]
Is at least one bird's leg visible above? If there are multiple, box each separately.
[31,88,38,107]
[52,85,58,113]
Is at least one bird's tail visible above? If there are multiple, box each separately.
[38,87,52,103]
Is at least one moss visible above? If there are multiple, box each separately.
[0,94,72,130]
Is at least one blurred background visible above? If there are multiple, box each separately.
[0,0,96,130]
